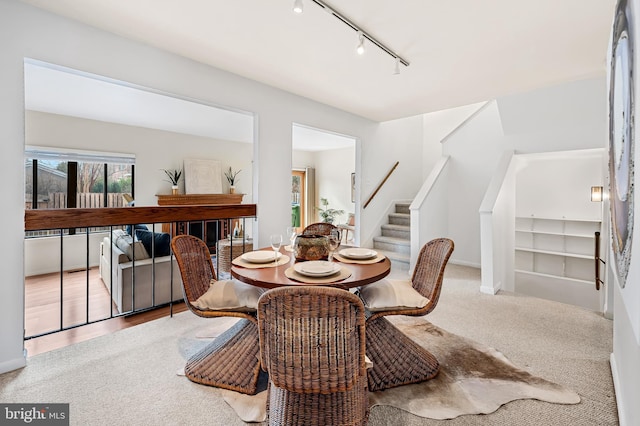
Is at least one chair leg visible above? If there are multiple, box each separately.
[365,316,439,392]
[185,318,261,395]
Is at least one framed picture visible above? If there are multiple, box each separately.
[351,172,356,203]
[609,0,635,288]
[184,158,222,194]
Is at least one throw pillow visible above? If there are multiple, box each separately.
[135,229,171,257]
[191,279,265,311]
[126,224,149,236]
[359,278,429,312]
[112,229,149,261]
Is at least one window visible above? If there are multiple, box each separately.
[25,146,135,237]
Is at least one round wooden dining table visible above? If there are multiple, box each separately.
[231,246,391,289]
[230,246,439,393]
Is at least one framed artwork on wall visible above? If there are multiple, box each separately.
[609,0,635,288]
[351,172,356,203]
[184,158,222,194]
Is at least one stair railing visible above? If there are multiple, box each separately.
[363,161,399,209]
[594,231,605,290]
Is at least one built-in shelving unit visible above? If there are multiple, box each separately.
[514,216,600,308]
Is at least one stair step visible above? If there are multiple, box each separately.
[373,236,410,255]
[376,249,410,266]
[388,212,410,226]
[381,223,410,239]
[395,203,411,215]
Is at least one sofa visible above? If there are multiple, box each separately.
[99,229,183,313]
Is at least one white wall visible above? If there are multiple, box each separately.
[24,233,104,277]
[359,115,424,246]
[422,102,486,179]
[479,151,516,294]
[439,77,607,267]
[0,1,424,373]
[515,150,604,221]
[292,150,316,170]
[314,146,355,224]
[26,111,254,205]
[410,156,450,269]
[442,101,506,266]
[609,1,640,423]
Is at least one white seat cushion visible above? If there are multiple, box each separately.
[191,279,264,311]
[112,229,149,261]
[359,278,429,312]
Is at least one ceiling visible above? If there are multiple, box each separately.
[20,0,616,123]
[25,59,356,151]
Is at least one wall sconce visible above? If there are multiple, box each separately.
[590,186,603,202]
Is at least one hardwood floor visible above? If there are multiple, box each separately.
[24,267,187,357]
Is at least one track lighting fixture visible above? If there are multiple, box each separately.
[356,31,365,55]
[292,0,409,72]
[293,0,303,14]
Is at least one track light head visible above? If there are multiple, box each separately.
[292,0,409,69]
[356,31,365,55]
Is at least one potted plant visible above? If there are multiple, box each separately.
[163,168,182,195]
[224,167,241,194]
[316,197,344,224]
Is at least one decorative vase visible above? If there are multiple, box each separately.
[229,186,236,194]
[293,234,329,261]
[171,185,179,195]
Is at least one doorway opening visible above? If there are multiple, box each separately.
[291,123,356,239]
[291,169,306,233]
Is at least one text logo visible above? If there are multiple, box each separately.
[1,404,69,425]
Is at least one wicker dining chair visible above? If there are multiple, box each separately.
[359,238,454,391]
[302,222,340,237]
[171,234,262,394]
[257,286,369,426]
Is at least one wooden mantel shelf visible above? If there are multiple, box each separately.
[156,193,244,206]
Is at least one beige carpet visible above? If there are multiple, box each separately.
[0,265,618,425]
[201,316,579,423]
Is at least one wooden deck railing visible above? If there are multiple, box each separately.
[24,204,257,340]
[25,204,256,230]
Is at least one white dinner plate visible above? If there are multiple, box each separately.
[294,261,341,277]
[241,251,282,263]
[339,248,377,260]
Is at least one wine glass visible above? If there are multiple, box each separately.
[286,226,297,251]
[270,234,283,264]
[326,231,341,262]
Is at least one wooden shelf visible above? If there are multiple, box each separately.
[156,193,245,253]
[514,246,593,260]
[156,193,243,206]
[514,216,600,285]
[514,269,592,285]
[515,229,596,238]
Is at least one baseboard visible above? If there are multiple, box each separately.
[449,259,481,269]
[610,353,625,426]
[480,283,500,295]
[0,355,26,375]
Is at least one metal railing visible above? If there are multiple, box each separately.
[23,204,256,340]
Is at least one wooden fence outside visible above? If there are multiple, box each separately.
[25,193,128,210]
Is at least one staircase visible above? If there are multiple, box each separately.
[373,202,411,268]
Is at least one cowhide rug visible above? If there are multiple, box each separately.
[180,316,580,423]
